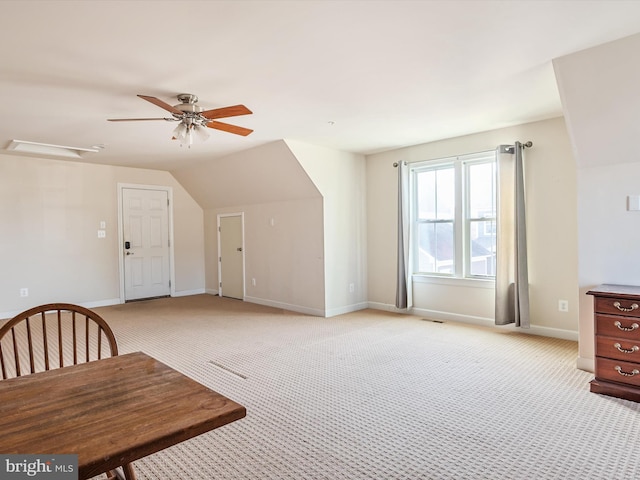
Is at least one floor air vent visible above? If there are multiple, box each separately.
[208,360,247,380]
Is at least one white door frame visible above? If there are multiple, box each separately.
[117,183,176,303]
[217,212,245,298]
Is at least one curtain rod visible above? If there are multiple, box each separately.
[394,141,534,166]
[500,141,533,154]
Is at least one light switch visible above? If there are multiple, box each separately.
[100,220,106,229]
[628,195,640,211]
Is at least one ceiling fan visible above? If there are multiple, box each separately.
[108,94,253,146]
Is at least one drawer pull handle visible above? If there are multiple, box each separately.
[614,321,639,331]
[614,343,640,354]
[613,301,639,312]
[615,366,640,377]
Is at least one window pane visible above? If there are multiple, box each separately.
[416,221,454,274]
[469,219,496,276]
[468,162,495,218]
[416,167,454,221]
[436,168,454,220]
[416,170,435,220]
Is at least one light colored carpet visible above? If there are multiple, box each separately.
[90,295,639,480]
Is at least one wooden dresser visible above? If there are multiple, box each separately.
[587,284,640,402]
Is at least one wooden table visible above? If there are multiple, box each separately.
[0,351,246,479]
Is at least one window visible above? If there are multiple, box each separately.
[411,150,496,279]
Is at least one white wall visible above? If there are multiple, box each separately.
[175,141,326,315]
[0,153,205,318]
[554,32,640,371]
[286,140,368,316]
[206,198,326,315]
[366,117,579,339]
[576,162,640,370]
[177,139,367,317]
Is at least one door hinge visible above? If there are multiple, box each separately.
[169,280,171,288]
[219,282,222,288]
[218,226,221,232]
[167,198,170,207]
[219,256,222,262]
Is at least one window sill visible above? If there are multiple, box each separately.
[412,274,495,289]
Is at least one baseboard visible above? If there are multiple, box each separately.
[520,324,579,342]
[0,309,23,320]
[367,302,579,341]
[325,302,369,318]
[82,298,122,309]
[244,296,325,317]
[205,288,219,296]
[366,301,411,314]
[1,291,212,319]
[577,356,594,373]
[0,298,122,320]
[172,288,206,297]
[411,306,497,329]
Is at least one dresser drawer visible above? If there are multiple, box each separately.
[596,357,640,387]
[595,314,640,340]
[594,296,640,317]
[596,335,640,362]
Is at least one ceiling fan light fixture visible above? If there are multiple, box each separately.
[186,127,194,147]
[194,125,210,142]
[172,123,188,143]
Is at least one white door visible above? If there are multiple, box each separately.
[219,215,244,300]
[122,188,171,301]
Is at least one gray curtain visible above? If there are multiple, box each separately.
[495,142,530,327]
[396,161,413,309]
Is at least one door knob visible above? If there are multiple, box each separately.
[126,252,134,255]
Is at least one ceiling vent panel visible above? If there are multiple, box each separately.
[6,140,100,159]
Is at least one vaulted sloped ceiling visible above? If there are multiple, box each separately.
[171,140,321,209]
[553,32,640,168]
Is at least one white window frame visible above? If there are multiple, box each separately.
[410,150,496,282]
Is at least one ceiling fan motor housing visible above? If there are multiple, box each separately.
[174,94,203,115]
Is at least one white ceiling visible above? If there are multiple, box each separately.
[1,0,640,171]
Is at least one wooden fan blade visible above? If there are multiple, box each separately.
[107,118,169,121]
[137,95,183,115]
[206,120,253,136]
[200,105,253,120]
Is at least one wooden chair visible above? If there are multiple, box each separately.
[0,303,136,480]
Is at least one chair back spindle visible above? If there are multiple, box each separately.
[0,303,119,380]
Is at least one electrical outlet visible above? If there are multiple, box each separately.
[349,283,355,293]
[558,300,569,312]
[20,288,28,297]
[98,230,106,238]
[251,278,256,287]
